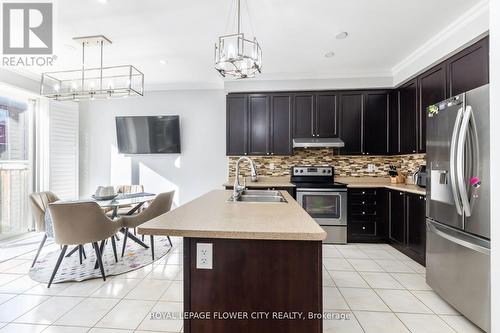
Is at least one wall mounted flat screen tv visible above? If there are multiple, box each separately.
[116,115,181,154]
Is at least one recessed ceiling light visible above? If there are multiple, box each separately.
[336,32,349,40]
[324,51,335,58]
[159,60,167,65]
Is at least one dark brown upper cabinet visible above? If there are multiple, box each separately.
[339,91,388,156]
[247,94,269,155]
[447,36,489,96]
[270,94,293,155]
[226,94,247,156]
[227,37,489,157]
[316,93,338,137]
[388,90,399,155]
[418,63,447,153]
[398,79,418,154]
[292,92,338,138]
[226,93,292,156]
[339,92,363,154]
[363,91,389,155]
[292,93,315,138]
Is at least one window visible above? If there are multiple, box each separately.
[0,95,32,238]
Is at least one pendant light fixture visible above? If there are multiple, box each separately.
[41,35,144,101]
[214,0,262,79]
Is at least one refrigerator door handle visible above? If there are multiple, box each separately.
[467,106,481,213]
[450,106,464,216]
[428,220,490,255]
[457,105,472,217]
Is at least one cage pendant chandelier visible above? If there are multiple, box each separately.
[214,0,262,79]
[41,35,144,101]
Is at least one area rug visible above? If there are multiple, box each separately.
[28,235,172,284]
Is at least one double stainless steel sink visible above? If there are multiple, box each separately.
[228,190,288,203]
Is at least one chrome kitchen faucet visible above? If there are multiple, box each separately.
[232,156,258,201]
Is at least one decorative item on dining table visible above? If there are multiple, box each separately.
[388,165,406,184]
[93,186,118,200]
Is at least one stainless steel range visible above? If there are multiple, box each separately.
[291,166,347,244]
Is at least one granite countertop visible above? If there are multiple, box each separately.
[223,176,295,188]
[336,177,426,195]
[138,189,326,241]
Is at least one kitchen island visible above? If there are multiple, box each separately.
[138,189,326,333]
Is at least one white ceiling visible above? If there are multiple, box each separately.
[11,0,483,89]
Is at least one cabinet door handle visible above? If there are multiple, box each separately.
[362,226,366,230]
[362,212,366,215]
[399,192,403,195]
[362,201,365,205]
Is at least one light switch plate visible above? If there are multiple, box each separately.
[196,243,213,269]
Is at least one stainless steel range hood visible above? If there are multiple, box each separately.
[293,137,345,148]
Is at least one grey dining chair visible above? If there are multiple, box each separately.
[29,191,59,268]
[47,201,123,287]
[120,191,174,260]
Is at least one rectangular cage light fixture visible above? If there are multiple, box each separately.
[41,35,144,101]
[41,65,144,101]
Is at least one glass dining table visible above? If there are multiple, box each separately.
[92,192,156,249]
[93,192,156,218]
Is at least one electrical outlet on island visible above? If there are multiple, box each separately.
[269,163,275,170]
[367,164,377,172]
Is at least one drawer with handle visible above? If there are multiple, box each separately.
[349,189,378,196]
[349,221,377,236]
[351,209,377,218]
[350,197,378,205]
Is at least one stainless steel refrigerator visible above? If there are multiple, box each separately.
[426,84,490,332]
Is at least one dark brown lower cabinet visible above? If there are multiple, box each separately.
[406,193,426,263]
[388,190,426,265]
[347,188,387,242]
[347,188,426,265]
[389,190,406,244]
[183,238,322,333]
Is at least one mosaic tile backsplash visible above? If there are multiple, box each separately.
[228,148,426,178]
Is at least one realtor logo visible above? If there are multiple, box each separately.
[2,2,53,54]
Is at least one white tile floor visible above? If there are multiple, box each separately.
[0,238,485,333]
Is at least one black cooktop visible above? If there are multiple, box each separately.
[289,166,346,188]
[291,181,347,189]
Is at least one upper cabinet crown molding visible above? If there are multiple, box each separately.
[392,0,488,86]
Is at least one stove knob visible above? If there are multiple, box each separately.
[322,169,326,173]
[294,169,298,174]
[300,170,303,173]
[327,170,331,174]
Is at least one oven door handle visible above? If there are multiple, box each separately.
[296,188,347,192]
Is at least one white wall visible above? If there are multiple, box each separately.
[489,0,499,331]
[79,90,227,207]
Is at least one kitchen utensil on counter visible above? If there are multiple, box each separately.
[416,165,427,188]
[388,165,405,183]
